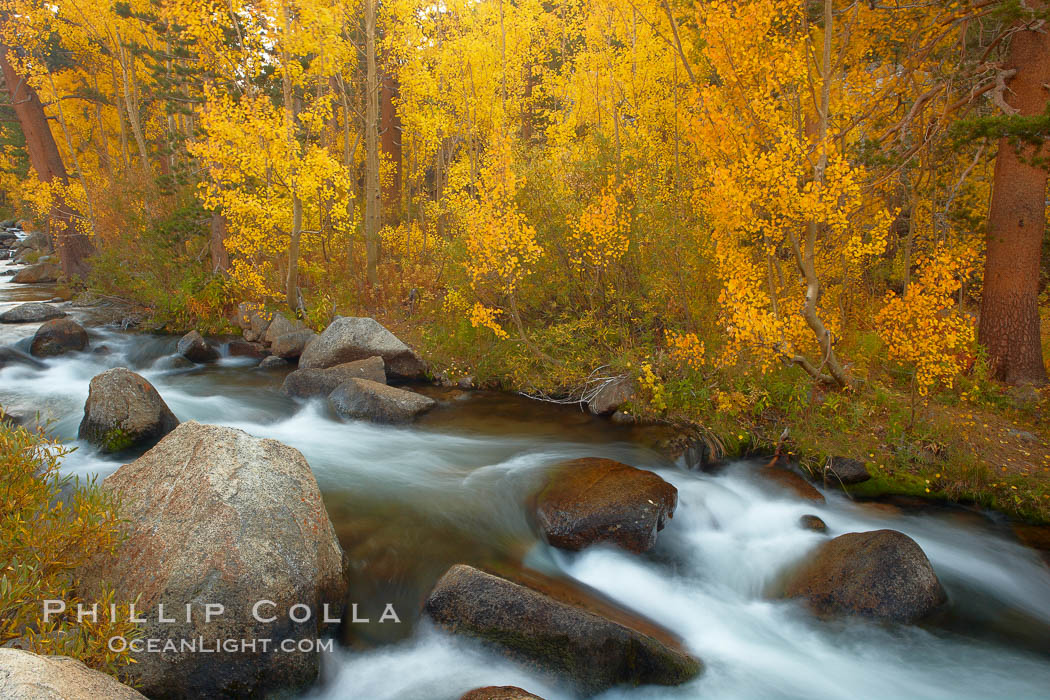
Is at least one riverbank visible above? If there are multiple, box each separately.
[67,274,1050,527]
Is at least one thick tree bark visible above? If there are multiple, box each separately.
[0,44,95,281]
[364,0,381,289]
[978,11,1050,386]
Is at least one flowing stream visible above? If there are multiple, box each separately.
[1,255,1049,700]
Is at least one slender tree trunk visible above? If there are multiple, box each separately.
[209,212,230,274]
[109,59,131,171]
[116,35,150,175]
[364,0,381,290]
[0,44,94,280]
[281,9,303,311]
[90,69,111,177]
[978,10,1050,385]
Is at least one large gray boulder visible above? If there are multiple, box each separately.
[0,649,146,699]
[281,357,386,399]
[176,330,219,363]
[534,458,677,553]
[11,260,60,284]
[78,422,347,699]
[329,378,434,423]
[298,316,426,381]
[29,319,87,357]
[263,313,304,344]
[271,329,316,359]
[425,565,701,693]
[13,230,49,253]
[784,529,947,622]
[78,368,179,453]
[0,302,66,323]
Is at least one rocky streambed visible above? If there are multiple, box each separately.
[0,243,1049,699]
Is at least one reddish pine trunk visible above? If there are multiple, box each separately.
[380,72,401,216]
[0,44,95,281]
[978,15,1050,386]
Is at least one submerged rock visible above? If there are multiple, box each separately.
[282,357,386,399]
[0,346,45,370]
[227,339,268,359]
[799,514,828,532]
[29,318,87,357]
[298,316,426,381]
[329,378,434,423]
[176,330,219,363]
[77,422,347,698]
[78,368,179,453]
[271,329,316,359]
[757,465,826,502]
[461,687,545,700]
[11,260,60,284]
[0,302,66,323]
[0,649,145,699]
[259,354,290,369]
[424,565,701,693]
[784,529,946,622]
[534,458,678,553]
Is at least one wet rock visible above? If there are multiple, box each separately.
[329,378,435,423]
[92,345,111,355]
[29,318,87,357]
[176,330,219,363]
[821,456,871,486]
[799,514,828,532]
[784,529,946,622]
[0,302,66,323]
[534,458,677,553]
[456,375,476,390]
[587,375,635,415]
[0,648,146,699]
[11,260,61,284]
[260,355,290,369]
[757,466,825,502]
[461,687,545,700]
[227,339,268,359]
[263,313,304,344]
[271,329,316,359]
[658,427,723,472]
[299,316,426,381]
[424,564,701,693]
[77,422,347,699]
[78,368,179,453]
[282,357,387,399]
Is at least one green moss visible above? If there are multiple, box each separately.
[101,427,135,453]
